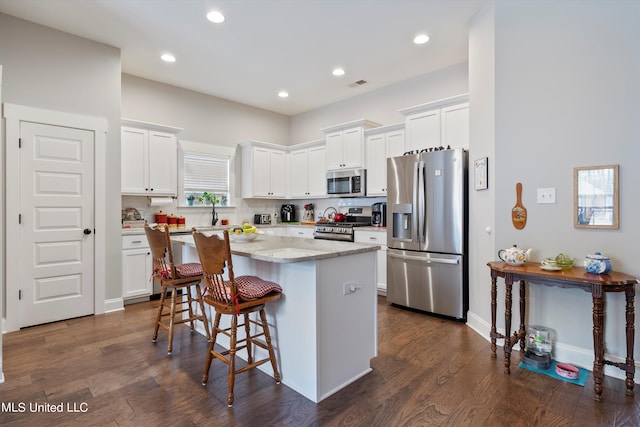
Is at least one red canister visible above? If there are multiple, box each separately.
[177,216,186,228]
[167,214,178,228]
[154,210,168,224]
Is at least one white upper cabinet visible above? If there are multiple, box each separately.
[399,94,469,152]
[321,119,380,170]
[288,141,326,198]
[240,141,287,198]
[121,119,182,196]
[365,123,405,196]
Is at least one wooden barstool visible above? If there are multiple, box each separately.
[145,224,210,354]
[192,228,282,407]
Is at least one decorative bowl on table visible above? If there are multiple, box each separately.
[228,224,260,242]
[541,253,574,271]
[229,232,258,242]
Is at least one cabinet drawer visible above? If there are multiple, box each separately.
[122,234,149,250]
[354,230,387,245]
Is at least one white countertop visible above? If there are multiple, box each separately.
[170,233,380,263]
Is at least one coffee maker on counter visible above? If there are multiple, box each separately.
[371,202,387,227]
[281,204,296,223]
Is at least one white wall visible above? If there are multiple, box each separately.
[290,62,469,143]
[468,0,640,376]
[466,1,496,333]
[0,12,122,303]
[122,74,290,146]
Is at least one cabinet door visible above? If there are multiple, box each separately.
[441,103,469,149]
[366,134,387,196]
[122,248,151,299]
[251,146,271,197]
[405,109,440,152]
[307,145,326,197]
[386,129,405,158]
[341,127,364,169]
[325,131,343,170]
[269,149,287,197]
[354,230,387,295]
[121,126,148,194]
[288,148,309,197]
[148,131,177,195]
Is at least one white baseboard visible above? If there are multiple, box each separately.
[465,310,640,384]
[104,298,124,313]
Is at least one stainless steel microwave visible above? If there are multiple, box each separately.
[326,169,366,197]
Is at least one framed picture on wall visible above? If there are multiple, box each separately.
[474,157,488,190]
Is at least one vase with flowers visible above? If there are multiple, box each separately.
[197,192,220,225]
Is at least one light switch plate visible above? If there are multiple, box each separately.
[537,188,556,204]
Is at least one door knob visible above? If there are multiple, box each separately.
[83,228,92,235]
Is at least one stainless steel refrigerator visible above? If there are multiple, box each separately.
[386,148,468,320]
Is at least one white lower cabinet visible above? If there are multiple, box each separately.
[262,227,286,236]
[122,235,152,300]
[354,229,387,295]
[286,226,315,239]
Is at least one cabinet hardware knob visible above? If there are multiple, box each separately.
[83,228,92,235]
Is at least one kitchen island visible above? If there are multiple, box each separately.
[170,233,379,403]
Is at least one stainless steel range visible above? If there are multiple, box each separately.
[314,207,371,242]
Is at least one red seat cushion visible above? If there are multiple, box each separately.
[234,276,282,300]
[175,263,203,277]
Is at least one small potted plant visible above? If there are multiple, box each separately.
[186,193,196,206]
[197,192,220,225]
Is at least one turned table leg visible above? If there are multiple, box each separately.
[625,287,636,397]
[504,274,513,374]
[592,285,605,402]
[490,274,498,358]
[519,279,526,354]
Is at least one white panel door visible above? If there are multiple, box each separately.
[20,122,94,327]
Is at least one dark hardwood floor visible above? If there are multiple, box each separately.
[1,296,638,426]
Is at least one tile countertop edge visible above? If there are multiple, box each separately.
[170,234,380,264]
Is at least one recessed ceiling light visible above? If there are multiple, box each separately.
[413,34,430,45]
[207,10,225,24]
[332,68,345,77]
[278,91,289,98]
[161,53,176,63]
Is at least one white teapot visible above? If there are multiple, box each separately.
[498,245,532,266]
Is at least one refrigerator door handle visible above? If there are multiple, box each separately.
[417,161,426,243]
[412,161,419,243]
[388,252,460,265]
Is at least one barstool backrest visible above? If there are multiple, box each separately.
[192,229,236,305]
[144,224,176,279]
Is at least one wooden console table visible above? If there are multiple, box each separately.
[487,261,638,402]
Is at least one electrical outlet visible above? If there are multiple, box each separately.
[537,187,556,204]
[343,282,359,295]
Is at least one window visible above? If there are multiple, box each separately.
[178,141,233,206]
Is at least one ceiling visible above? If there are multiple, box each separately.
[0,0,485,116]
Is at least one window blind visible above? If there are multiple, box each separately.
[183,153,229,193]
